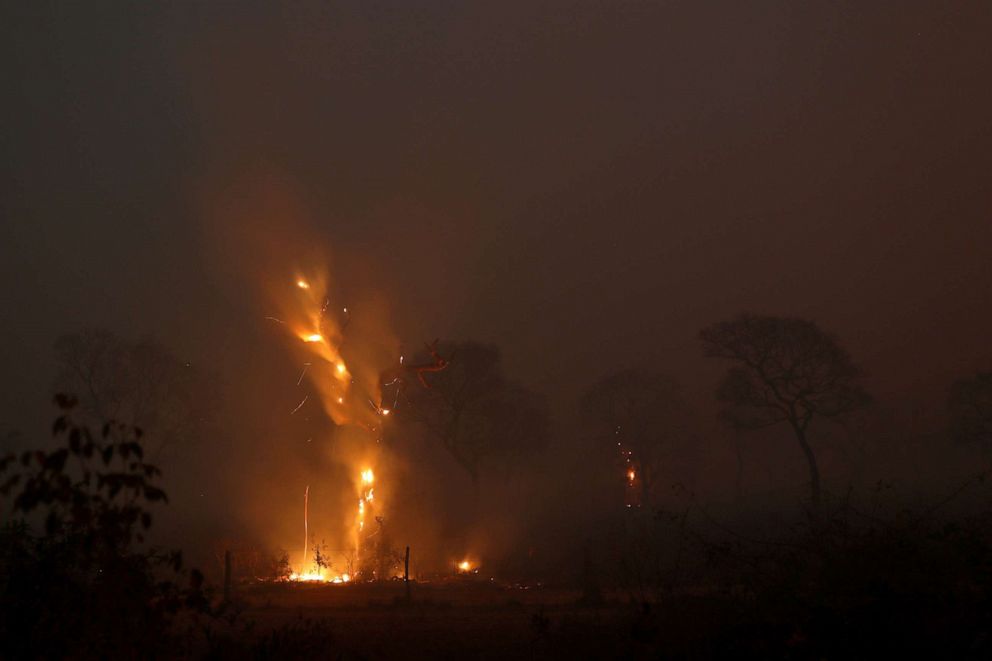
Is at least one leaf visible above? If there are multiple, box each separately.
[0,474,21,495]
[53,393,77,410]
[44,449,68,472]
[144,486,168,503]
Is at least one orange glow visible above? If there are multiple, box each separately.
[456,559,479,574]
[273,271,392,582]
[627,469,636,482]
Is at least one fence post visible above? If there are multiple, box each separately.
[404,545,411,602]
[224,549,232,603]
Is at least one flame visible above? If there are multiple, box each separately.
[456,559,478,573]
[288,570,352,583]
[275,274,392,583]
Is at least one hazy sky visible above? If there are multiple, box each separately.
[3,0,991,437]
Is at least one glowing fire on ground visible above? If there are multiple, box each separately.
[287,466,378,583]
[456,558,479,574]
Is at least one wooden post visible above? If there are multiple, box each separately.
[404,545,411,602]
[223,550,232,603]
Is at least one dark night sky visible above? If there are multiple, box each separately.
[3,0,992,438]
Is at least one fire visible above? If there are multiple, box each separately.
[288,570,352,583]
[275,274,391,583]
[456,559,478,573]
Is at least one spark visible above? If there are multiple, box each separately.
[297,363,311,385]
[337,396,344,404]
[336,363,347,374]
[304,333,323,343]
[627,469,636,482]
[361,469,374,485]
[296,280,310,289]
[265,316,286,324]
[290,395,309,415]
[380,408,390,416]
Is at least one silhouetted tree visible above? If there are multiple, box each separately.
[700,314,869,512]
[580,370,690,508]
[391,341,548,485]
[0,394,206,658]
[54,329,219,458]
[948,371,992,452]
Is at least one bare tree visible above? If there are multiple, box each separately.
[699,314,869,512]
[53,329,219,459]
[948,371,992,452]
[580,370,691,509]
[389,341,548,485]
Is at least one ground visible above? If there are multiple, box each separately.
[223,578,655,660]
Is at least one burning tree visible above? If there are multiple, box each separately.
[580,370,691,509]
[700,313,870,512]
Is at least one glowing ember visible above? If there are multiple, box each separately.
[456,558,480,574]
[361,469,374,485]
[296,280,310,289]
[627,469,636,482]
[336,362,347,374]
[304,333,323,343]
[289,571,323,582]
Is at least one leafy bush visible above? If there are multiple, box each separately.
[0,394,207,658]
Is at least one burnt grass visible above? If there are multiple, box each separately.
[211,579,679,660]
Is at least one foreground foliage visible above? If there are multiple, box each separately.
[0,394,207,658]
